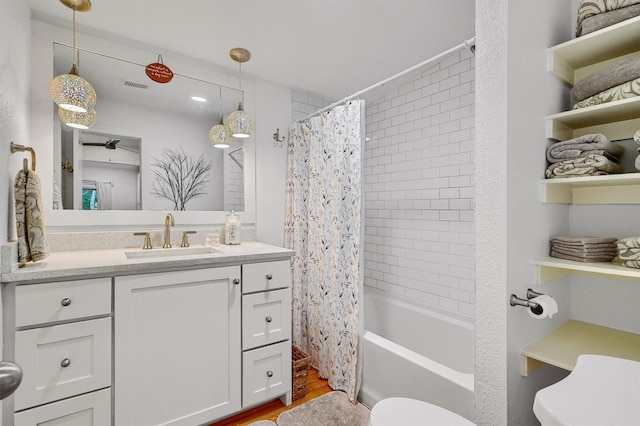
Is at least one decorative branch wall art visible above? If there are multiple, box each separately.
[150,148,212,211]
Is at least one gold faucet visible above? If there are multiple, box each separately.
[163,213,174,248]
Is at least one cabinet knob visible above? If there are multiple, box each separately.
[60,358,71,368]
[266,274,273,280]
[266,370,273,378]
[61,298,72,307]
[233,278,240,285]
[265,316,272,323]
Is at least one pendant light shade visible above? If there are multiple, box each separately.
[227,102,254,138]
[228,48,254,138]
[50,64,96,113]
[58,106,96,130]
[50,0,96,114]
[209,117,232,148]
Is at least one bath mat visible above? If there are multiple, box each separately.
[248,421,277,426]
[276,391,370,426]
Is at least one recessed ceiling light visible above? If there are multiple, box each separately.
[191,96,207,102]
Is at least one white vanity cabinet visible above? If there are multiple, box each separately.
[6,278,112,426]
[1,242,294,425]
[114,266,242,426]
[241,260,292,408]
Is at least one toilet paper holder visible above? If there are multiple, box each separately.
[510,289,545,315]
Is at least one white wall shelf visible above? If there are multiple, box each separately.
[535,257,640,284]
[546,96,640,141]
[547,16,640,85]
[541,173,640,204]
[521,320,640,376]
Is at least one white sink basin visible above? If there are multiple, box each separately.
[125,246,222,259]
[534,355,640,426]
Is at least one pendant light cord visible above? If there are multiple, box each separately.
[238,62,244,104]
[219,86,223,120]
[72,9,78,66]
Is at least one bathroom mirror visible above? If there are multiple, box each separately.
[53,42,246,213]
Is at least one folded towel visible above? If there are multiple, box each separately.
[552,241,618,250]
[546,154,624,178]
[573,77,640,109]
[616,236,640,260]
[635,153,640,171]
[571,53,640,101]
[622,259,640,268]
[15,169,49,263]
[546,134,624,163]
[579,3,640,35]
[552,236,618,245]
[551,245,618,258]
[550,250,616,262]
[576,0,640,36]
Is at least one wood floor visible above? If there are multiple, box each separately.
[210,368,332,426]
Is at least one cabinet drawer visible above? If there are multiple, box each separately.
[14,317,112,411]
[14,388,111,426]
[242,341,291,407]
[243,260,291,294]
[15,278,111,327]
[243,288,291,350]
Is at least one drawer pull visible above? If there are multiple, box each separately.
[61,298,72,307]
[266,274,273,280]
[266,370,273,378]
[60,358,71,368]
[265,316,273,323]
[233,278,240,285]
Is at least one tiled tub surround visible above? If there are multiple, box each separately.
[1,242,293,425]
[363,49,475,317]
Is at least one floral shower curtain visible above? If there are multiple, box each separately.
[284,100,362,402]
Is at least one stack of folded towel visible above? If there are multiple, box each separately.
[546,133,625,178]
[551,236,618,262]
[576,0,640,37]
[616,236,640,268]
[571,53,640,110]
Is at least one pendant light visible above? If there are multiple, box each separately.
[227,48,254,138]
[209,86,232,148]
[58,106,96,130]
[49,0,96,114]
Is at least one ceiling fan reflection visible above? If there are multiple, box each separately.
[82,138,121,150]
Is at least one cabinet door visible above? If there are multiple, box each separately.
[243,341,292,407]
[14,388,111,426]
[114,267,241,426]
[14,318,111,411]
[242,288,292,350]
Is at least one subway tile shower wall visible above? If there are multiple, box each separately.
[364,49,475,317]
[291,48,475,317]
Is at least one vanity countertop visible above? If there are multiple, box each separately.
[1,242,294,284]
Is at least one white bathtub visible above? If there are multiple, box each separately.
[359,288,475,422]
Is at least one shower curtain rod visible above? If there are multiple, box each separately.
[299,36,476,122]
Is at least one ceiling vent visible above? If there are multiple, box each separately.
[123,80,149,90]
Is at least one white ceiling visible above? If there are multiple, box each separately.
[28,0,475,103]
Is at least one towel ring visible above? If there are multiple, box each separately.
[10,142,36,172]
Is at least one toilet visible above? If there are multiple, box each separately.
[369,397,475,426]
[534,354,640,426]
